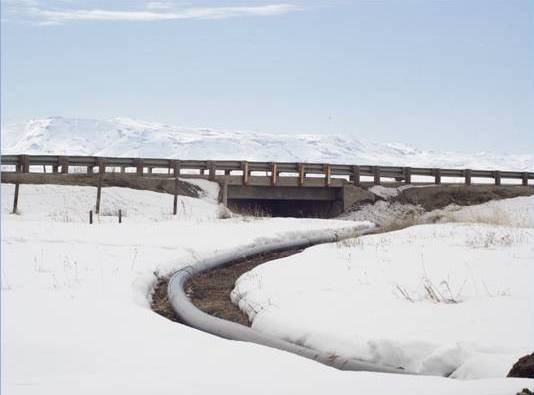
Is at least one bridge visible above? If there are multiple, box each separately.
[2,154,533,217]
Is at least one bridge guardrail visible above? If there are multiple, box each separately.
[1,154,532,186]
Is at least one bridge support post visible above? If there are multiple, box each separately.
[352,166,360,186]
[464,169,472,185]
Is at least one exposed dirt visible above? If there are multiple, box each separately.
[508,353,534,379]
[395,185,533,211]
[151,248,303,326]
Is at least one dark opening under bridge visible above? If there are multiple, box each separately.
[2,154,533,217]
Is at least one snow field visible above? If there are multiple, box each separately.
[1,183,532,394]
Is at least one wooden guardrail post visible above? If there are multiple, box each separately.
[242,161,249,185]
[271,162,277,186]
[59,156,69,174]
[433,168,441,184]
[324,164,331,187]
[464,169,472,185]
[373,166,380,185]
[19,155,30,173]
[173,160,181,176]
[403,167,411,184]
[494,171,501,186]
[298,163,305,186]
[522,172,528,186]
[352,165,361,186]
[208,161,216,181]
[136,159,144,176]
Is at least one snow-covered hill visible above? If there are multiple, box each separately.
[2,116,532,171]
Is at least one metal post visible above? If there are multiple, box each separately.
[89,210,93,224]
[118,209,122,223]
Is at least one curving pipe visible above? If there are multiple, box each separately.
[167,224,413,375]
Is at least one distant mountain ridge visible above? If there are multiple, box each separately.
[1,116,532,171]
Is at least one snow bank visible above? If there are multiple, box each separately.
[232,222,534,379]
[422,196,534,228]
[341,196,534,229]
[1,182,221,223]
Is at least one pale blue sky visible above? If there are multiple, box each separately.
[1,0,533,153]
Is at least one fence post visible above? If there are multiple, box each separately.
[173,177,179,215]
[89,210,93,224]
[352,165,360,186]
[464,169,472,185]
[95,159,105,214]
[373,166,380,185]
[522,172,528,186]
[12,183,19,214]
[118,209,122,223]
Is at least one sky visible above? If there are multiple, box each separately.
[1,0,533,153]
